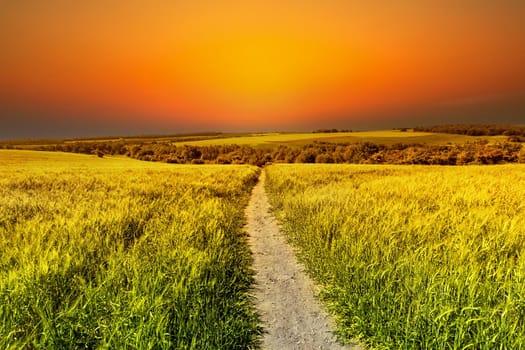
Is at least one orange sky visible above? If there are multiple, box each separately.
[1,1,525,138]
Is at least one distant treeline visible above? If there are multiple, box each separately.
[414,124,525,138]
[6,140,524,166]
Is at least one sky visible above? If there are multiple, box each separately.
[1,0,525,139]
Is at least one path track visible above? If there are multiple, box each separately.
[246,171,362,350]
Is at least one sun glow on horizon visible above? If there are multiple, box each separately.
[164,31,370,121]
[1,0,524,137]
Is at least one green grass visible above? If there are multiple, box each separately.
[265,164,525,349]
[0,150,260,349]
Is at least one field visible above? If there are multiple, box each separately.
[0,151,260,349]
[178,130,506,147]
[4,130,520,168]
[265,164,525,349]
[3,149,525,349]
[2,130,508,150]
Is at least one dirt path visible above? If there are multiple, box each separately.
[246,171,362,350]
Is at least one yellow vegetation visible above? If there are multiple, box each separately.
[265,164,525,349]
[0,150,260,348]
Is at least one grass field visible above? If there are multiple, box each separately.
[265,164,525,349]
[3,149,524,348]
[0,150,260,349]
[179,130,506,147]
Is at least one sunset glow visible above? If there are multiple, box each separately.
[1,1,524,138]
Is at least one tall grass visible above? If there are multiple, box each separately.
[0,151,260,349]
[265,164,525,349]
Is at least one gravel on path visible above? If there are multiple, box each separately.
[246,171,363,350]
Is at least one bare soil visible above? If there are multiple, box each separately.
[246,171,362,350]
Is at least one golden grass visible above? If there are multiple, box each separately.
[179,130,502,147]
[0,150,260,348]
[265,164,525,349]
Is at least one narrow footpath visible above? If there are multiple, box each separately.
[246,171,362,350]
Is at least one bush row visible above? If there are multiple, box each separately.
[414,124,525,137]
[14,140,525,166]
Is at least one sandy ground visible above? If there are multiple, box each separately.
[246,171,362,350]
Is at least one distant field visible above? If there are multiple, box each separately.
[0,150,150,169]
[0,150,260,349]
[178,130,505,147]
[2,133,229,149]
[1,130,511,153]
[265,164,525,349]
